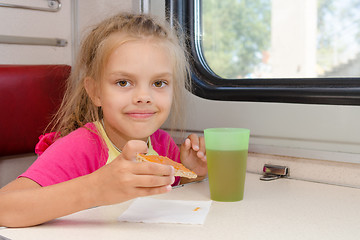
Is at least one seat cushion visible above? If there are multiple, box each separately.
[0,65,71,157]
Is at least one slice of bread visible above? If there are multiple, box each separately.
[136,153,197,179]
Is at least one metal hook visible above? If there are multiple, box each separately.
[0,0,62,12]
[260,164,289,181]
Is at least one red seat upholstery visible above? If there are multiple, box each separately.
[0,65,71,157]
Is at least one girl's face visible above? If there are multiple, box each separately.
[90,37,174,149]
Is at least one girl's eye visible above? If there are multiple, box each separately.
[116,80,130,87]
[153,80,167,88]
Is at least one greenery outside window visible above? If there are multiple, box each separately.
[166,0,360,105]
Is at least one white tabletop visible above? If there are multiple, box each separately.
[1,173,360,240]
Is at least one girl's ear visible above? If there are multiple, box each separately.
[84,77,102,107]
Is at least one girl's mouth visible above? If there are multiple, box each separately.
[126,112,155,119]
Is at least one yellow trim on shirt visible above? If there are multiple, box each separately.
[93,121,158,164]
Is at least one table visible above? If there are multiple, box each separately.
[1,173,360,240]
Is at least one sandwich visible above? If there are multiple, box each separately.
[136,153,197,179]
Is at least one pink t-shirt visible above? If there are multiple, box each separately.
[20,123,181,186]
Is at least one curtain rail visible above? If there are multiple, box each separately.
[0,0,61,12]
[0,35,67,47]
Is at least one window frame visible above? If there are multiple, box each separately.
[166,0,360,105]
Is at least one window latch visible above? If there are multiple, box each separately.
[260,164,289,181]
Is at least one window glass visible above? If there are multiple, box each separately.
[202,0,360,79]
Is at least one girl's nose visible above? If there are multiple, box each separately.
[134,87,152,104]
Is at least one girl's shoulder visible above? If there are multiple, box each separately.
[35,122,102,155]
[23,123,108,187]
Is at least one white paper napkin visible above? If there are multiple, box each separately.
[118,198,212,225]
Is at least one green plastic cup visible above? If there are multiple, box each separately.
[204,128,250,202]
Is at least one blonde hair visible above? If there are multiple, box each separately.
[50,13,191,138]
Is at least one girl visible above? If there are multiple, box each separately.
[0,13,207,227]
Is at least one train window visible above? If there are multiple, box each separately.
[167,0,360,105]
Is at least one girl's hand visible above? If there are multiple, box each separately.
[180,134,207,178]
[90,140,175,206]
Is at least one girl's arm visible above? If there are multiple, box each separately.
[0,140,174,228]
[0,175,97,227]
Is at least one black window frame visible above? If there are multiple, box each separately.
[166,0,360,105]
